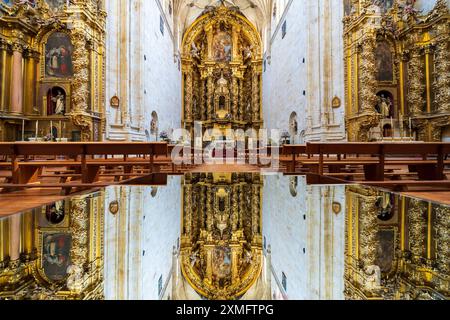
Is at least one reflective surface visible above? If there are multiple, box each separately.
[0,173,448,300]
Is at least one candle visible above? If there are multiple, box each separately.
[59,120,62,141]
[390,117,394,139]
[35,120,39,138]
[50,121,53,139]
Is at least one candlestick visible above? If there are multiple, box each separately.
[50,121,53,141]
[35,120,39,138]
[22,119,25,141]
[59,120,62,141]
[390,117,394,139]
[409,117,412,140]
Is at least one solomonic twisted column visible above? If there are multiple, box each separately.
[407,48,426,116]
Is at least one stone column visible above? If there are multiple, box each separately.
[10,44,24,115]
[434,37,450,113]
[407,48,426,116]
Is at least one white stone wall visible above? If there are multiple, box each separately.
[262,175,346,300]
[263,0,346,142]
[103,178,181,300]
[105,0,181,142]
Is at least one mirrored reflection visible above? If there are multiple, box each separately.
[0,174,448,300]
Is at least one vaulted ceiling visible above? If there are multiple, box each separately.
[173,0,273,35]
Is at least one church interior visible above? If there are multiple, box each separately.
[0,0,449,301]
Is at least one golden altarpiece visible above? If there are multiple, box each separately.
[0,0,106,142]
[181,5,264,138]
[344,0,449,142]
[0,192,104,300]
[344,185,449,300]
[179,173,263,300]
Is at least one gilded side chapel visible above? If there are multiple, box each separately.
[344,0,450,142]
[0,0,106,142]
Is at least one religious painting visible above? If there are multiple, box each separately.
[212,246,231,287]
[45,32,74,78]
[213,25,232,62]
[375,229,395,273]
[45,0,66,11]
[45,201,65,225]
[47,87,66,115]
[42,233,72,281]
[375,42,393,82]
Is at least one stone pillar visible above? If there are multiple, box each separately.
[9,214,21,267]
[434,37,450,113]
[407,48,425,116]
[10,45,24,115]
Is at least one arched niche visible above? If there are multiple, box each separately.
[46,86,67,116]
[376,90,395,118]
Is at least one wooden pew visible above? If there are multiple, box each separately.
[282,145,306,172]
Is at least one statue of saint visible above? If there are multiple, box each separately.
[53,91,65,115]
